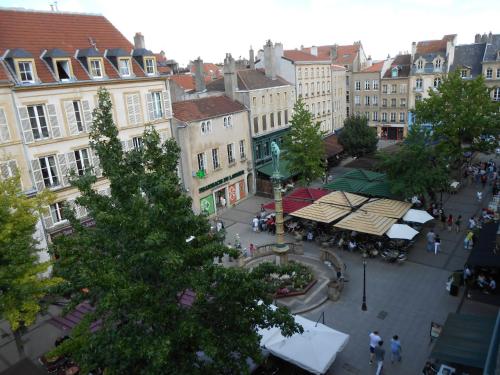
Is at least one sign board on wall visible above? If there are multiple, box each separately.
[200,195,215,215]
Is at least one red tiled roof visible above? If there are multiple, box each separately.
[333,45,360,65]
[331,64,346,71]
[0,8,150,83]
[189,63,222,78]
[158,66,172,74]
[361,60,385,73]
[0,62,11,83]
[169,74,195,91]
[263,187,329,214]
[172,95,246,122]
[283,50,330,63]
[416,39,447,55]
[302,46,334,59]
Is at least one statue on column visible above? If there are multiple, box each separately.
[271,141,280,176]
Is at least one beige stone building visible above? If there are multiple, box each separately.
[0,8,172,256]
[379,55,411,140]
[331,65,347,131]
[351,61,385,128]
[480,33,500,102]
[172,96,251,215]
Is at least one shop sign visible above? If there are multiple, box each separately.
[199,170,244,193]
[200,195,216,215]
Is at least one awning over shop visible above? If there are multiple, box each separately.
[323,134,344,158]
[323,169,394,198]
[467,222,500,267]
[431,313,497,369]
[334,211,397,236]
[316,191,368,208]
[291,203,351,223]
[263,187,329,214]
[360,198,412,219]
[257,159,297,180]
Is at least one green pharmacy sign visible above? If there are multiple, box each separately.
[196,169,206,179]
[200,195,215,215]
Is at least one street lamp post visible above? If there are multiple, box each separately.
[362,260,367,311]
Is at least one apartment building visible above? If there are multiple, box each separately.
[0,8,172,253]
[379,55,411,140]
[351,61,384,128]
[205,52,294,194]
[480,33,500,101]
[172,96,251,215]
[409,35,457,111]
[331,65,347,131]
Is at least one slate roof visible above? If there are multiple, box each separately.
[206,69,292,92]
[483,34,500,62]
[0,8,153,84]
[450,43,487,78]
[283,50,330,63]
[172,95,246,122]
[383,54,411,78]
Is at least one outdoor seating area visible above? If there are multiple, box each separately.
[262,187,432,262]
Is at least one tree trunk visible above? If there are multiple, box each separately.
[12,329,26,359]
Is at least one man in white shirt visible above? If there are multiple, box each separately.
[369,331,382,364]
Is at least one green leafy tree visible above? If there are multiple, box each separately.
[413,71,500,157]
[51,88,300,374]
[377,125,449,198]
[338,115,378,157]
[282,99,326,185]
[0,174,61,358]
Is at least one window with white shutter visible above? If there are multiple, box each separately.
[90,148,102,177]
[38,155,60,188]
[74,148,91,176]
[162,90,171,118]
[0,108,10,143]
[26,105,49,140]
[81,100,93,132]
[46,104,62,138]
[64,100,86,135]
[49,201,66,224]
[147,92,164,121]
[57,154,69,186]
[0,160,17,180]
[125,93,142,126]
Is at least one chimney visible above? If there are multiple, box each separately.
[330,44,338,61]
[249,46,255,69]
[475,33,481,43]
[134,32,145,49]
[488,32,493,43]
[224,53,237,100]
[264,40,276,80]
[193,57,206,93]
[481,33,487,43]
[411,41,417,61]
[300,44,304,51]
[367,55,373,67]
[310,46,318,56]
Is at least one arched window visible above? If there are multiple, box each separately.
[433,77,441,88]
[417,60,423,70]
[434,59,442,69]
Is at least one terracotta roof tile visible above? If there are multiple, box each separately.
[283,50,330,63]
[333,45,360,65]
[169,74,195,91]
[416,39,447,55]
[189,63,222,79]
[331,64,346,71]
[0,8,153,84]
[172,95,246,122]
[361,60,385,73]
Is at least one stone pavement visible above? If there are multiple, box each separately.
[220,152,500,375]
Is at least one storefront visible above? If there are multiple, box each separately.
[198,170,247,215]
[379,124,404,140]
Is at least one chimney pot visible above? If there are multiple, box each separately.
[249,46,255,69]
[194,57,206,93]
[134,32,145,49]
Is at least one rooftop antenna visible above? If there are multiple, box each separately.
[54,1,58,11]
[88,37,97,50]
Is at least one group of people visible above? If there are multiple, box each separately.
[369,331,402,375]
[425,229,441,254]
[465,159,498,188]
[464,264,497,295]
[252,206,276,234]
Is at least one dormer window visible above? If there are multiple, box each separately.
[18,61,35,83]
[89,58,103,78]
[54,59,72,81]
[434,59,442,69]
[391,68,398,78]
[461,69,468,78]
[417,60,423,70]
[118,58,131,77]
[144,58,156,75]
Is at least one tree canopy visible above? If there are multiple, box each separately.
[282,99,326,185]
[413,71,500,157]
[338,115,378,157]
[377,125,449,198]
[51,88,300,374]
[0,173,61,357]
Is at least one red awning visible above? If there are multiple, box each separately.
[263,187,329,214]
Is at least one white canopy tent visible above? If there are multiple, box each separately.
[386,223,419,240]
[403,209,434,224]
[258,314,349,374]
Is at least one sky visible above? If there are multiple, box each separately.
[2,0,499,66]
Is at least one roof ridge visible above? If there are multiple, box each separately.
[0,7,102,17]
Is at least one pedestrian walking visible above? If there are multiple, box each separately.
[369,331,382,364]
[249,243,256,256]
[464,231,474,250]
[454,215,462,233]
[252,216,259,232]
[374,340,385,375]
[447,214,453,231]
[426,229,436,252]
[477,191,483,202]
[468,216,476,230]
[434,235,441,255]
[390,335,402,363]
